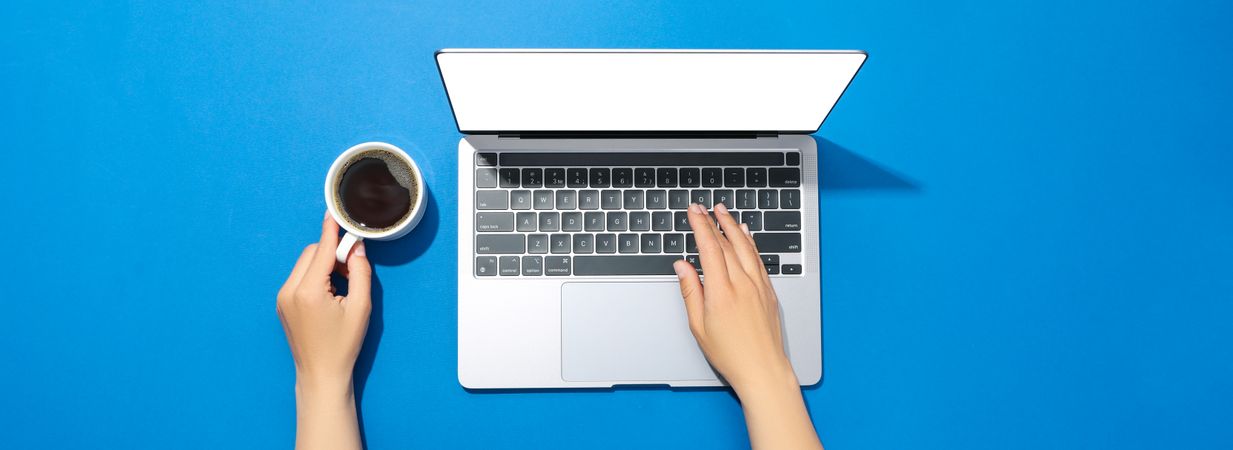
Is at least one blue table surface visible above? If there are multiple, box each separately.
[3,1,1231,449]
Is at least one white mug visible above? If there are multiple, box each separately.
[324,142,426,263]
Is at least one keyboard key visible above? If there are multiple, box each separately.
[527,234,548,254]
[691,190,712,207]
[550,234,570,254]
[573,234,594,254]
[539,212,560,231]
[652,211,673,231]
[476,168,497,188]
[475,212,513,232]
[686,234,697,253]
[674,211,690,231]
[556,190,577,210]
[476,190,508,210]
[595,233,617,253]
[746,168,767,187]
[618,234,639,254]
[623,190,645,209]
[545,256,571,276]
[578,190,600,210]
[589,168,610,187]
[780,189,800,209]
[521,168,543,188]
[769,168,801,187]
[646,190,667,209]
[657,168,678,187]
[753,233,802,252]
[574,255,682,276]
[475,153,498,166]
[499,256,520,276]
[634,168,656,187]
[606,212,628,231]
[664,233,685,252]
[584,212,605,231]
[629,211,650,231]
[679,168,700,187]
[764,211,801,231]
[684,254,701,273]
[641,234,662,253]
[724,168,744,187]
[702,168,723,187]
[742,211,763,231]
[782,264,802,274]
[475,256,497,276]
[612,168,633,187]
[522,256,543,276]
[567,168,588,187]
[499,168,519,188]
[545,168,566,188]
[601,190,621,210]
[476,235,525,254]
[786,152,801,166]
[736,189,756,209]
[516,212,537,232]
[669,190,690,209]
[534,190,553,210]
[765,265,780,275]
[758,189,778,209]
[510,190,532,210]
[761,254,780,266]
[561,212,583,231]
[713,189,734,209]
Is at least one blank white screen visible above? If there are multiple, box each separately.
[436,50,866,132]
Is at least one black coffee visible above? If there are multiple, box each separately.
[335,151,415,231]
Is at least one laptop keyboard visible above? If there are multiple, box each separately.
[473,151,804,277]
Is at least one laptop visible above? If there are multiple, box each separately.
[438,49,866,389]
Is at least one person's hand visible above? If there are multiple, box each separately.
[277,212,372,390]
[674,202,822,450]
[276,212,369,450]
[673,202,794,393]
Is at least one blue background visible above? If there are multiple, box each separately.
[2,1,1231,448]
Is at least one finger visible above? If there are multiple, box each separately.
[279,244,318,299]
[305,211,342,281]
[343,241,372,305]
[714,203,762,279]
[673,259,705,337]
[687,203,730,286]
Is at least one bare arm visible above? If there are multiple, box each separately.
[276,213,371,450]
[674,202,823,450]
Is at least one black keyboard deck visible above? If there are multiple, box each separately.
[473,151,804,277]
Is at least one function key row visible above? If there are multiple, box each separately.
[475,167,800,189]
[475,210,801,233]
[477,189,801,211]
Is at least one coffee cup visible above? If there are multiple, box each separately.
[324,141,426,263]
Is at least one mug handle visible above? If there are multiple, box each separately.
[336,232,363,263]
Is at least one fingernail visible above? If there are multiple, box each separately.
[715,203,728,214]
[691,203,702,214]
[741,223,751,236]
[354,241,366,257]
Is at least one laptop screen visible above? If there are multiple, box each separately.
[436,50,866,134]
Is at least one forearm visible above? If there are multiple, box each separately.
[733,369,823,450]
[295,376,361,450]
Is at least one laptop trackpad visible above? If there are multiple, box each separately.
[561,282,718,383]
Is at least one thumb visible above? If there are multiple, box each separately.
[674,259,705,338]
[344,241,372,303]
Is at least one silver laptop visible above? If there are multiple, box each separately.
[439,49,866,389]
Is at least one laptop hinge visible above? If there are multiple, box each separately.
[497,131,779,140]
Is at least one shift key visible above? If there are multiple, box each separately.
[753,233,802,253]
[476,234,525,254]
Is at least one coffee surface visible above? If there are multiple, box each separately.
[338,156,412,230]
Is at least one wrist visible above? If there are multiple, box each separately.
[295,372,355,408]
[729,362,799,402]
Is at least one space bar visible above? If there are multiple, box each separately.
[574,256,684,276]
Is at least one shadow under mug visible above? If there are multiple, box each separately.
[324,141,427,263]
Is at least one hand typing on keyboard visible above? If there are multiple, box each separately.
[673,203,823,450]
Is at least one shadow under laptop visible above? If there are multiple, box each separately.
[817,138,920,192]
